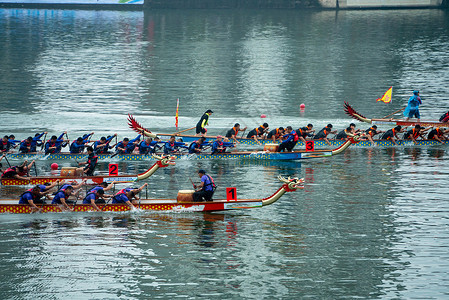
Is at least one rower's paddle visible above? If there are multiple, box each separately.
[40,133,47,152]
[101,197,113,211]
[173,126,195,135]
[4,155,11,168]
[34,162,38,176]
[383,107,405,119]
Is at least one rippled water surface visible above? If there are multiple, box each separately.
[1,7,449,299]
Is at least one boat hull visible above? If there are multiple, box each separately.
[0,200,264,213]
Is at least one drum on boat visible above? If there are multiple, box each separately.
[177,190,195,202]
[263,143,279,152]
[60,167,77,176]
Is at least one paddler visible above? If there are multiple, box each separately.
[314,124,337,145]
[18,186,42,213]
[44,132,69,154]
[70,132,94,154]
[0,135,13,153]
[336,123,361,140]
[111,183,148,209]
[75,146,98,176]
[8,135,20,150]
[403,90,422,122]
[20,180,62,206]
[428,127,449,144]
[1,160,35,181]
[211,136,234,154]
[364,125,384,145]
[116,135,141,154]
[94,134,117,154]
[51,180,87,211]
[381,125,404,145]
[192,169,216,202]
[225,123,247,143]
[439,111,449,123]
[83,189,109,211]
[164,136,186,154]
[196,109,213,136]
[189,137,206,154]
[296,124,314,143]
[19,137,34,154]
[403,125,431,143]
[278,126,299,152]
[267,127,285,142]
[247,123,269,145]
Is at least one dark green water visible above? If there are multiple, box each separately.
[1,8,449,299]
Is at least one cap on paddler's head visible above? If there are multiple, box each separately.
[77,137,83,142]
[413,90,419,95]
[206,109,213,114]
[198,169,206,174]
[100,136,106,141]
[327,124,333,128]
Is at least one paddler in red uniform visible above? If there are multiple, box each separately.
[1,160,35,181]
[75,146,98,176]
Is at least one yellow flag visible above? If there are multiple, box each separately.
[376,86,393,103]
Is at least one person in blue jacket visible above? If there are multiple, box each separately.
[44,132,69,154]
[404,90,422,122]
[70,132,94,154]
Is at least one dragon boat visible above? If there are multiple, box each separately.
[344,101,449,128]
[5,138,356,161]
[0,176,303,214]
[1,155,175,186]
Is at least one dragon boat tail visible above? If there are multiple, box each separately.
[0,176,304,213]
[1,155,175,186]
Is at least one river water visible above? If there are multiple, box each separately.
[1,7,449,299]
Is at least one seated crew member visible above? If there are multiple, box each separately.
[164,136,186,154]
[196,109,213,136]
[403,125,431,143]
[112,183,148,209]
[247,123,269,145]
[52,185,75,211]
[19,186,42,213]
[116,135,141,154]
[278,126,299,152]
[87,181,116,196]
[1,160,35,181]
[83,189,108,211]
[139,137,155,154]
[8,135,20,149]
[439,111,449,123]
[70,132,94,154]
[0,135,13,153]
[225,123,247,143]
[44,132,69,155]
[94,134,117,154]
[296,124,314,144]
[30,132,47,152]
[19,137,33,154]
[75,146,98,176]
[192,169,216,202]
[336,123,362,140]
[381,125,404,145]
[211,136,230,154]
[189,137,206,154]
[364,125,384,145]
[428,127,449,144]
[267,127,285,142]
[314,124,337,145]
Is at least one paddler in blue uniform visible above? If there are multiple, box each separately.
[19,186,42,213]
[279,126,299,152]
[8,135,20,150]
[247,123,269,145]
[314,124,337,145]
[192,169,216,202]
[164,136,186,154]
[225,123,247,143]
[19,137,34,154]
[44,132,69,154]
[83,189,109,211]
[112,183,148,209]
[189,137,206,154]
[52,185,75,211]
[139,137,155,154]
[0,135,13,153]
[404,90,422,122]
[75,146,98,176]
[267,127,285,142]
[116,135,141,154]
[31,132,46,152]
[70,132,94,154]
[211,136,234,154]
[196,109,213,136]
[94,134,117,154]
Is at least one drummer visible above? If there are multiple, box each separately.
[192,169,216,202]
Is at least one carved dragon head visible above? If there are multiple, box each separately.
[153,154,176,167]
[278,175,304,192]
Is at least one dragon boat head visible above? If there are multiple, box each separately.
[278,175,304,192]
[152,154,176,167]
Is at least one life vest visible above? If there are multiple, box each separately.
[439,111,449,122]
[202,174,216,191]
[366,127,376,137]
[292,130,299,142]
[2,167,17,178]
[83,192,97,203]
[256,126,265,136]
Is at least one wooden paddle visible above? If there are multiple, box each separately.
[173,126,195,136]
[383,107,405,119]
